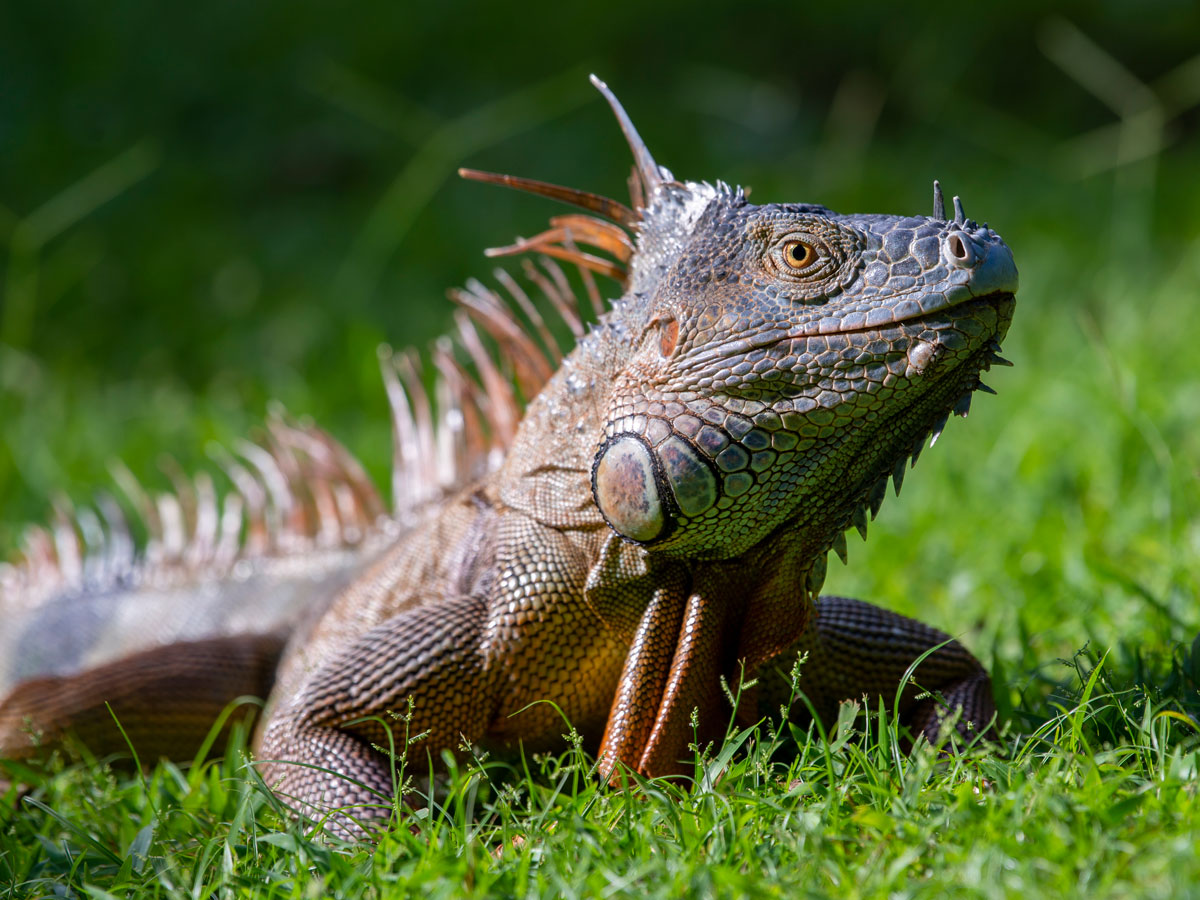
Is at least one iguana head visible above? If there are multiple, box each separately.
[467,77,1017,568]
[586,79,1016,565]
[594,186,1015,561]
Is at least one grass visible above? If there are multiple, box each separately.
[1,644,1198,898]
[3,14,1200,896]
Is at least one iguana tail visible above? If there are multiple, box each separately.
[0,417,389,762]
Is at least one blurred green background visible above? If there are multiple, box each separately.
[2,2,1198,674]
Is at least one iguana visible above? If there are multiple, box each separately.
[0,76,1017,836]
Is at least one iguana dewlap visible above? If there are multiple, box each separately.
[1,76,1016,836]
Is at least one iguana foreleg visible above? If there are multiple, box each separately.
[595,568,689,779]
[257,593,493,831]
[597,577,735,780]
[597,532,818,780]
[757,595,997,744]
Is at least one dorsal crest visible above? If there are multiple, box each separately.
[459,75,744,305]
[0,76,727,635]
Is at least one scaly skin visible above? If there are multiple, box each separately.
[255,79,1017,833]
[2,79,1016,838]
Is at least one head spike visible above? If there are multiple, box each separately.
[953,195,966,225]
[932,180,946,220]
[482,228,628,284]
[589,74,667,204]
[457,169,637,227]
[492,267,562,363]
[449,279,554,399]
[521,258,583,338]
[551,214,635,262]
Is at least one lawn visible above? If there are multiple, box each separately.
[2,5,1199,897]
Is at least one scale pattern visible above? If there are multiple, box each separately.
[1,78,1017,839]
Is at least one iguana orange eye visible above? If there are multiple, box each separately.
[783,240,818,270]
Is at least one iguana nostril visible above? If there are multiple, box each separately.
[946,231,976,267]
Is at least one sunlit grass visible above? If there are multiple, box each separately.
[3,641,1198,898]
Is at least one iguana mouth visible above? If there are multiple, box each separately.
[828,290,1016,338]
[682,289,1016,376]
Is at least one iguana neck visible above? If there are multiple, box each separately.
[495,302,643,530]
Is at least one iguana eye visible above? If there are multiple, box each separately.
[782,240,818,270]
[767,222,861,299]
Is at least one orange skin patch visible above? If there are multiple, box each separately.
[658,316,679,358]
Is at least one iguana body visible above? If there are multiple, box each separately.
[1,78,1017,835]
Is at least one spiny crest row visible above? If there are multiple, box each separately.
[1,75,698,607]
[821,339,1011,579]
[0,248,630,608]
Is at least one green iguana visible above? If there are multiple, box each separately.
[0,76,1017,836]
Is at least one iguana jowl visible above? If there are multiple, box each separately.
[0,76,1017,833]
